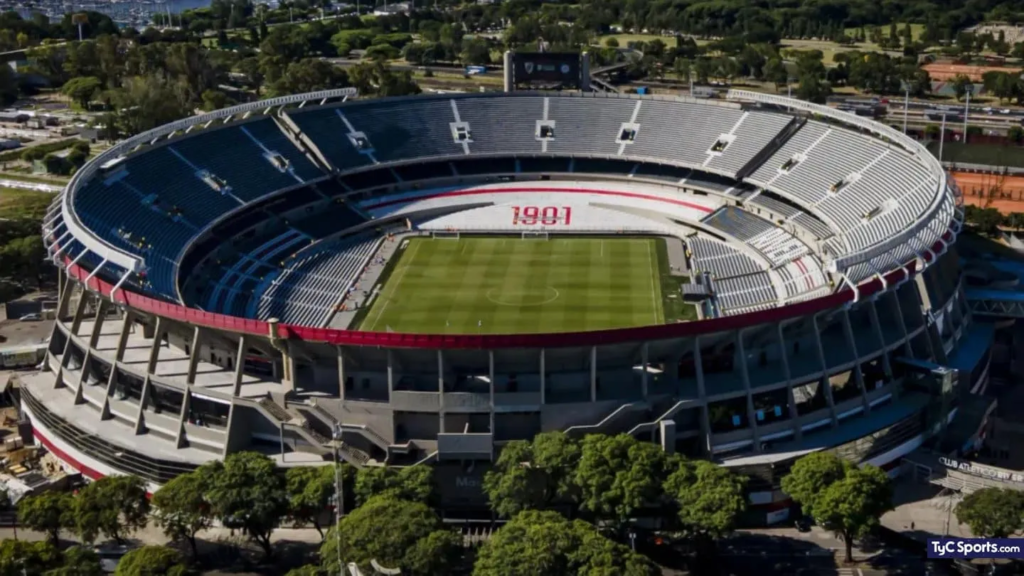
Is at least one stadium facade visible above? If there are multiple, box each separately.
[27,88,981,519]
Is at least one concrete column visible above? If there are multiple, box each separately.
[640,343,649,400]
[56,270,75,320]
[72,350,90,405]
[114,312,134,363]
[840,310,870,413]
[539,349,546,405]
[231,335,247,397]
[134,375,151,434]
[867,298,893,379]
[437,350,445,432]
[503,51,514,93]
[175,387,192,448]
[488,351,495,435]
[590,346,597,402]
[186,327,203,385]
[68,290,89,336]
[692,337,712,456]
[88,299,109,349]
[145,317,164,376]
[811,315,837,425]
[100,362,118,420]
[776,323,801,441]
[736,330,761,453]
[889,290,914,358]
[280,341,295,393]
[659,420,676,454]
[337,346,346,401]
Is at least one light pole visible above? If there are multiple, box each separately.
[939,113,947,163]
[902,88,910,134]
[333,423,345,576]
[963,86,972,145]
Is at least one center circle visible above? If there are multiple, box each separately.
[485,286,560,307]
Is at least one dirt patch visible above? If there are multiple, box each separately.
[924,62,1023,82]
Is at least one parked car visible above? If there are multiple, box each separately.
[18,313,40,321]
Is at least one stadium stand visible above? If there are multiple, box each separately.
[702,206,775,242]
[256,235,381,327]
[687,235,765,278]
[715,272,777,312]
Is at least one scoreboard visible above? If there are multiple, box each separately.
[511,52,582,88]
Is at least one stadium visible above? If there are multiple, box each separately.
[26,87,975,520]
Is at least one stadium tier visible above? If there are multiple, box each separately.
[30,89,977,519]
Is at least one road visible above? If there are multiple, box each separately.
[0,178,62,193]
[718,527,951,576]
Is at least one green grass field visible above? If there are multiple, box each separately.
[927,141,1024,168]
[358,236,695,334]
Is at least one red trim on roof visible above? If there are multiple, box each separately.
[56,217,950,350]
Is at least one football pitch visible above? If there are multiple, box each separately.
[357,236,694,334]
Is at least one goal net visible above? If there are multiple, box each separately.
[432,231,460,240]
[522,231,550,240]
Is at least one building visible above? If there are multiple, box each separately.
[27,89,975,520]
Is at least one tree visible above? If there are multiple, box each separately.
[956,487,1024,538]
[285,566,321,576]
[200,89,232,111]
[46,546,104,576]
[354,465,433,506]
[61,76,102,109]
[473,510,658,576]
[152,469,214,558]
[665,459,747,540]
[814,465,892,563]
[951,73,973,102]
[106,75,192,137]
[205,452,288,560]
[286,465,353,539]
[764,58,788,92]
[605,37,619,48]
[573,434,670,529]
[267,58,348,98]
[1009,125,1024,145]
[113,546,187,576]
[672,57,692,85]
[0,540,60,576]
[320,496,460,576]
[781,451,849,520]
[483,431,580,517]
[460,37,491,66]
[17,491,73,546]
[72,475,150,545]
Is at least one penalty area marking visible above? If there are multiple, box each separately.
[485,286,561,307]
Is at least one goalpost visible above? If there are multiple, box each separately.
[521,230,550,240]
[431,231,460,240]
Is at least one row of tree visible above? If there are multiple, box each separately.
[10,436,898,574]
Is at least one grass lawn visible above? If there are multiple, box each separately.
[927,141,1024,168]
[358,236,695,334]
[0,188,52,220]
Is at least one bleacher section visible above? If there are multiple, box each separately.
[256,235,381,327]
[687,235,764,278]
[705,113,793,175]
[71,120,325,300]
[715,272,777,313]
[702,206,774,242]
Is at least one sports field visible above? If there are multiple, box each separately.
[358,236,693,334]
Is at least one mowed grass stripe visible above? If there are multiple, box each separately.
[358,237,665,334]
